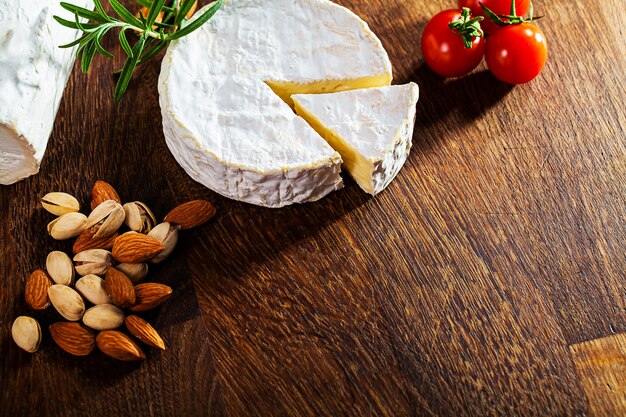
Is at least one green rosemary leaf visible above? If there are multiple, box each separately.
[57,0,223,101]
[146,0,167,28]
[119,27,134,58]
[109,0,143,27]
[174,0,196,27]
[166,0,223,41]
[114,35,147,102]
[93,27,114,58]
[60,2,108,22]
[93,0,112,21]
[137,39,168,64]
[137,0,176,13]
[80,41,97,73]
[152,21,174,29]
[59,31,93,48]
[53,15,100,30]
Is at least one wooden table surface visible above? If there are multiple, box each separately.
[1,0,624,416]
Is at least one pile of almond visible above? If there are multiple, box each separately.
[11,181,215,361]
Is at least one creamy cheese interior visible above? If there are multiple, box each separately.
[265,74,392,108]
[292,83,419,195]
[293,101,375,190]
[0,125,38,185]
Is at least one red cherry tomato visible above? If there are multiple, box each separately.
[421,9,485,78]
[485,22,548,84]
[458,0,531,34]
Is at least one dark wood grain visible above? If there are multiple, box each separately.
[1,0,624,416]
[570,334,626,416]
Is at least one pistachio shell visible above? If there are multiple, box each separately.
[73,249,113,276]
[82,304,125,330]
[46,251,75,285]
[41,192,80,216]
[116,263,148,283]
[148,222,178,264]
[86,200,125,239]
[123,201,156,233]
[48,285,85,321]
[75,275,112,305]
[47,212,87,240]
[11,316,42,353]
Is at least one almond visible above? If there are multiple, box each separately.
[91,180,121,210]
[73,227,118,254]
[24,269,53,310]
[130,283,173,312]
[96,330,145,361]
[105,267,136,307]
[164,200,216,230]
[112,232,164,263]
[125,315,165,350]
[49,322,96,356]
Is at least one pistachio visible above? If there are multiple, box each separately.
[123,201,156,233]
[46,251,75,285]
[11,316,42,353]
[73,249,113,276]
[41,192,80,216]
[75,275,112,305]
[86,200,125,239]
[48,285,86,321]
[82,304,125,331]
[47,212,87,240]
[148,222,179,264]
[116,263,148,283]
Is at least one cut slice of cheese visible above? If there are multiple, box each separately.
[0,0,92,185]
[159,0,392,207]
[292,83,419,195]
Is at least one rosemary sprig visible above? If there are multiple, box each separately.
[54,0,223,102]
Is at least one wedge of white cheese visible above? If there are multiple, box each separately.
[0,0,92,185]
[292,83,419,195]
[159,0,392,207]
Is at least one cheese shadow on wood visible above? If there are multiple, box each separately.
[410,65,514,133]
[186,183,372,291]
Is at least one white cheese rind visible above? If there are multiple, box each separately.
[292,83,419,195]
[159,0,392,207]
[0,0,91,185]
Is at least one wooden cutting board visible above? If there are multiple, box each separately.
[1,0,624,416]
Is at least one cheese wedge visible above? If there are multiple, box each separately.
[159,0,392,207]
[292,83,419,195]
[0,0,92,185]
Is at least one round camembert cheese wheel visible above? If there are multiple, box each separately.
[159,0,392,207]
